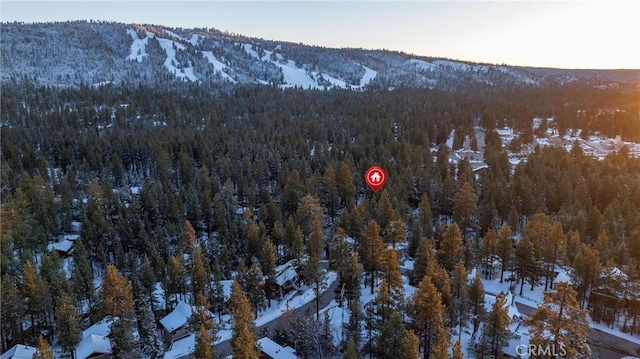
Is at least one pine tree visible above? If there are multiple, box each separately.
[377,189,396,230]
[418,193,433,241]
[191,246,209,299]
[451,261,468,342]
[56,293,80,357]
[304,251,326,319]
[344,338,361,359]
[23,260,51,335]
[403,330,421,359]
[410,275,445,359]
[229,279,258,359]
[262,238,277,307]
[168,255,187,306]
[495,224,513,283]
[481,229,497,280]
[375,311,407,359]
[337,163,355,208]
[239,261,266,315]
[1,275,24,350]
[527,282,591,358]
[468,271,486,334]
[110,317,134,357]
[191,292,214,331]
[344,254,362,303]
[72,239,95,306]
[329,227,350,290]
[307,217,323,259]
[412,237,437,285]
[431,324,450,359]
[438,223,463,272]
[453,181,478,238]
[381,248,404,305]
[360,219,384,294]
[476,292,511,358]
[33,335,53,359]
[181,219,197,252]
[542,222,566,290]
[452,340,464,359]
[194,324,215,359]
[101,264,134,319]
[386,219,407,249]
[571,243,603,308]
[137,297,163,358]
[514,235,536,295]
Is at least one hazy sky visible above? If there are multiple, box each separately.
[2,1,639,69]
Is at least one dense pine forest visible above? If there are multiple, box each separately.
[1,80,640,359]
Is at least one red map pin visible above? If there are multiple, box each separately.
[365,166,386,193]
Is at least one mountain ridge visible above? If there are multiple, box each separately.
[2,20,639,90]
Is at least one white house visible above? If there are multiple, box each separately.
[160,301,193,347]
[256,337,297,359]
[75,334,112,359]
[0,345,37,359]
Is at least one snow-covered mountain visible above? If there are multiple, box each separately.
[2,21,638,90]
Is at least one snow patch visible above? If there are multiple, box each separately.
[126,28,152,62]
[157,38,198,82]
[202,51,236,83]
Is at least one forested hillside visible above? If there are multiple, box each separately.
[1,76,640,358]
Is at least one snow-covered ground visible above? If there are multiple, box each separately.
[164,271,337,359]
[202,51,236,83]
[126,28,152,62]
[157,38,198,82]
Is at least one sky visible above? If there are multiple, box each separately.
[2,1,639,69]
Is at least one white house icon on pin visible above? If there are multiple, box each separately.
[370,171,382,183]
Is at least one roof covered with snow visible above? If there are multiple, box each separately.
[0,345,37,359]
[75,334,112,359]
[275,266,298,286]
[82,316,116,338]
[160,301,193,333]
[46,239,74,253]
[256,337,297,359]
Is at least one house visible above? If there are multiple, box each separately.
[75,334,112,359]
[271,261,300,297]
[160,301,193,348]
[46,238,74,256]
[0,344,37,359]
[256,337,297,359]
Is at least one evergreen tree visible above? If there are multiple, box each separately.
[23,260,51,335]
[542,222,566,290]
[329,227,350,291]
[191,246,209,299]
[410,275,445,359]
[229,279,258,359]
[307,217,323,259]
[375,311,407,359]
[418,193,433,241]
[403,330,421,359]
[101,264,134,319]
[412,237,436,285]
[304,251,326,319]
[239,261,266,315]
[468,271,486,334]
[56,293,80,357]
[514,235,536,295]
[168,255,187,306]
[1,275,24,350]
[262,238,277,307]
[181,219,197,252]
[475,292,511,358]
[110,317,134,357]
[137,297,164,358]
[453,181,478,238]
[386,219,407,249]
[451,261,468,342]
[344,338,361,359]
[194,324,215,359]
[360,219,384,294]
[438,223,463,272]
[33,336,53,359]
[496,224,513,283]
[337,163,355,208]
[381,248,404,305]
[432,325,450,359]
[571,243,602,308]
[452,340,464,359]
[481,229,496,280]
[527,282,591,358]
